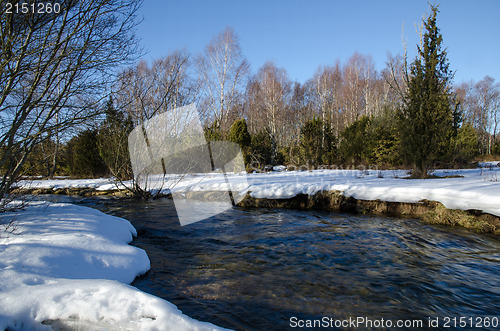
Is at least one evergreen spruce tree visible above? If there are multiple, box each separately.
[399,5,455,178]
[452,122,479,165]
[228,118,252,167]
[98,97,134,180]
[249,131,273,168]
[340,116,372,165]
[204,121,223,142]
[299,118,336,167]
[371,125,400,166]
[228,118,251,148]
[68,130,107,178]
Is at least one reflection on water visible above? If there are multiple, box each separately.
[42,195,500,330]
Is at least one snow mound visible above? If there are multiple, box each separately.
[0,202,226,331]
[0,279,223,330]
[478,161,500,168]
[20,167,500,218]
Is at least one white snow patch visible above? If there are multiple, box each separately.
[20,167,500,217]
[478,161,500,168]
[0,202,226,330]
[272,165,286,172]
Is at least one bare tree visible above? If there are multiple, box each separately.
[308,63,342,138]
[0,0,142,203]
[115,51,194,125]
[113,52,197,197]
[383,52,409,107]
[339,53,377,125]
[196,27,249,133]
[245,62,291,164]
[474,76,500,154]
[457,76,500,154]
[286,82,312,162]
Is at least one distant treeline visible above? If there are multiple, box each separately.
[5,5,500,180]
[14,105,496,179]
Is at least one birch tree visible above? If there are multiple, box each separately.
[309,63,342,138]
[115,51,193,125]
[457,77,500,154]
[246,62,291,164]
[113,52,196,197]
[473,76,500,154]
[196,27,249,133]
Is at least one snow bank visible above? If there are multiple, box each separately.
[20,167,500,218]
[478,161,500,168]
[0,202,225,330]
[20,177,121,191]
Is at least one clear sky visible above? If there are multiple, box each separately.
[135,0,499,85]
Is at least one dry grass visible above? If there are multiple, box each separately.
[423,203,499,234]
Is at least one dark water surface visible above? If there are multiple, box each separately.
[43,195,500,330]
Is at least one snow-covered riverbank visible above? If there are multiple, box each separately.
[0,202,225,330]
[21,166,500,217]
[4,166,500,328]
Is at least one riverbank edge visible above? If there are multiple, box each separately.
[237,191,500,235]
[14,187,500,235]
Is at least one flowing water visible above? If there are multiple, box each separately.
[43,195,500,330]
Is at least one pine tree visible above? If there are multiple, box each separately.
[98,97,134,180]
[204,121,223,142]
[452,122,479,165]
[299,118,336,167]
[340,116,372,165]
[228,118,251,148]
[399,5,455,178]
[67,130,107,178]
[371,125,400,166]
[227,118,252,168]
[249,131,273,168]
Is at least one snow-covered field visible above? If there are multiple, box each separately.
[22,166,500,217]
[0,202,225,330]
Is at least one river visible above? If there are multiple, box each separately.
[43,195,500,330]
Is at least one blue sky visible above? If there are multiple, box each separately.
[135,0,499,85]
